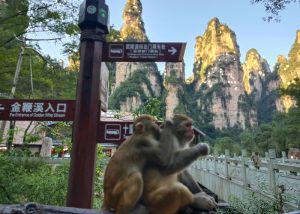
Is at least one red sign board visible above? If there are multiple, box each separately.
[97,120,202,145]
[97,121,133,144]
[102,42,186,62]
[0,99,75,121]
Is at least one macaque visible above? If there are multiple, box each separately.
[102,115,165,214]
[142,114,217,214]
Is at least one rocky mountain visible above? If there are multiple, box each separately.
[108,0,300,131]
[164,62,185,119]
[109,0,162,112]
[193,18,240,88]
[191,18,256,129]
[276,30,300,111]
[242,49,269,101]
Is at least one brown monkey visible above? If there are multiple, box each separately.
[143,114,216,214]
[102,115,165,214]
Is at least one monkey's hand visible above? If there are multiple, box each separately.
[194,143,209,156]
[190,192,217,211]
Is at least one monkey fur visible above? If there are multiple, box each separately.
[142,114,217,214]
[102,115,165,214]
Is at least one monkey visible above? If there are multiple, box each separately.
[178,170,218,214]
[142,114,217,214]
[102,115,171,214]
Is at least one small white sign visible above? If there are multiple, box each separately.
[105,124,121,140]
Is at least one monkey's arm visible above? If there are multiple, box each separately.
[154,120,177,166]
[164,143,208,174]
[135,137,168,166]
[178,170,203,193]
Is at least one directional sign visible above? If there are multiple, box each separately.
[0,99,76,121]
[98,121,134,144]
[102,42,186,62]
[97,120,203,145]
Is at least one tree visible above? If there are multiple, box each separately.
[251,0,300,21]
[213,137,241,156]
[0,0,80,98]
[133,97,164,120]
[0,0,79,48]
[280,77,300,104]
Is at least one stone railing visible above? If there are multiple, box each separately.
[189,150,300,212]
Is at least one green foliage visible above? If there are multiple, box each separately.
[106,26,122,42]
[164,70,180,85]
[0,155,69,205]
[280,77,300,104]
[221,189,284,214]
[229,106,300,155]
[1,0,79,47]
[133,97,164,120]
[251,0,300,22]
[94,145,109,208]
[109,67,160,109]
[213,137,241,156]
[0,148,108,208]
[0,0,79,100]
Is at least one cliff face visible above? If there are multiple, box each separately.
[120,0,148,42]
[193,18,240,86]
[108,0,300,131]
[164,62,185,119]
[242,49,269,102]
[276,30,300,111]
[110,0,162,112]
[192,18,256,129]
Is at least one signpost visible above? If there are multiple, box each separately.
[67,0,109,208]
[97,121,133,144]
[0,99,75,121]
[102,42,186,62]
[0,0,187,209]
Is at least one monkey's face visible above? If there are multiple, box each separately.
[176,119,195,144]
[136,120,160,140]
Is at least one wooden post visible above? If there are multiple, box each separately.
[67,39,104,208]
[67,0,109,208]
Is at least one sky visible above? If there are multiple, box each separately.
[42,0,300,78]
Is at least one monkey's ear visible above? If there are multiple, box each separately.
[135,122,144,133]
[164,119,174,128]
[159,119,174,129]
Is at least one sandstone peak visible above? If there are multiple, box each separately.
[277,55,288,65]
[296,30,300,44]
[193,18,240,82]
[243,48,265,74]
[243,48,269,96]
[120,0,149,42]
